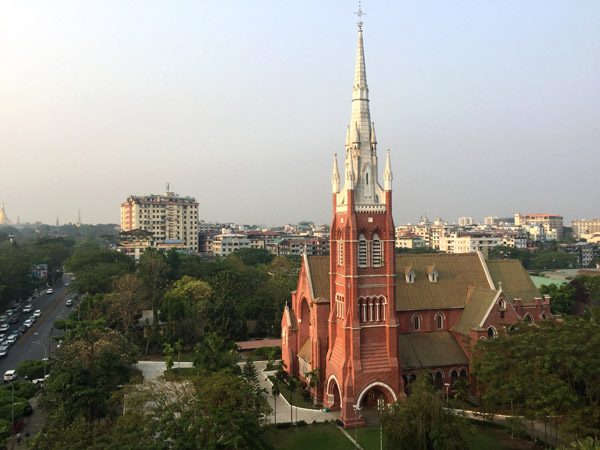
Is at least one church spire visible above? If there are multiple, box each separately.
[332,154,340,193]
[384,148,393,191]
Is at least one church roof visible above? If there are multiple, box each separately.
[395,254,490,311]
[486,260,540,303]
[451,287,498,337]
[306,255,330,302]
[298,337,312,363]
[398,331,469,370]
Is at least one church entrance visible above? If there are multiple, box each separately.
[355,383,396,426]
[326,377,342,411]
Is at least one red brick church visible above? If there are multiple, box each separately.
[281,20,552,427]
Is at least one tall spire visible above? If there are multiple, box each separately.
[332,154,340,194]
[384,148,393,191]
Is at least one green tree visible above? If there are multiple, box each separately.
[65,249,134,295]
[530,252,578,270]
[192,332,239,376]
[304,367,321,406]
[163,343,174,372]
[242,360,260,391]
[16,360,46,380]
[230,248,275,266]
[382,374,473,450]
[540,282,576,315]
[104,273,148,337]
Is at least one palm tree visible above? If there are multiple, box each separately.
[303,367,321,406]
[268,375,281,425]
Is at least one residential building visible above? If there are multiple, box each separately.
[212,233,250,257]
[572,219,600,239]
[458,217,473,226]
[281,22,551,428]
[514,213,564,239]
[120,188,199,252]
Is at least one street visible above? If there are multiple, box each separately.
[0,281,76,378]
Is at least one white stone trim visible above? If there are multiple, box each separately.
[327,374,343,408]
[303,253,315,300]
[355,381,397,407]
[479,290,502,328]
[477,250,496,289]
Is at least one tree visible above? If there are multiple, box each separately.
[105,274,148,337]
[65,249,134,295]
[530,252,578,270]
[16,360,46,380]
[540,282,576,315]
[124,371,272,449]
[137,248,169,337]
[163,342,174,372]
[269,375,281,426]
[303,367,321,406]
[230,248,275,266]
[453,378,470,410]
[192,332,239,376]
[40,322,139,426]
[287,376,299,426]
[381,374,473,450]
[242,360,260,391]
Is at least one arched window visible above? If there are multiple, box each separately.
[358,234,368,268]
[524,314,533,323]
[459,369,468,380]
[402,375,409,395]
[498,299,506,309]
[487,327,497,339]
[451,370,459,388]
[436,313,443,329]
[435,371,443,390]
[414,315,420,330]
[372,233,383,268]
[541,311,548,320]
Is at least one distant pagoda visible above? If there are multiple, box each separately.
[0,203,12,225]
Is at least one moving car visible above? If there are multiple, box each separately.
[46,288,53,295]
[64,282,70,287]
[3,370,16,381]
[23,319,34,328]
[22,305,33,313]
[33,310,42,318]
[66,299,73,306]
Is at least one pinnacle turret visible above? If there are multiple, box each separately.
[384,148,393,191]
[332,154,340,194]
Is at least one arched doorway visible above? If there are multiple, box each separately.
[326,376,342,411]
[355,382,397,426]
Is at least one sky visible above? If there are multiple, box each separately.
[1,1,599,227]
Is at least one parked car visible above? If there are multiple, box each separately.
[0,347,8,358]
[46,288,53,295]
[0,324,9,333]
[0,315,7,323]
[33,310,42,318]
[29,315,36,323]
[6,335,16,345]
[3,370,16,381]
[64,282,70,287]
[66,299,73,307]
[23,319,33,328]
[5,309,14,317]
[22,305,33,313]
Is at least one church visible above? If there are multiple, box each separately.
[280,20,552,427]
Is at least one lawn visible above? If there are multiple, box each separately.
[262,423,354,450]
[274,380,318,410]
[261,421,531,450]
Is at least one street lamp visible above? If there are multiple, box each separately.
[377,398,385,450]
[7,379,14,449]
[353,404,362,449]
[32,338,48,378]
[444,383,451,407]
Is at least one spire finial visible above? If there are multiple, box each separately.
[354,1,365,29]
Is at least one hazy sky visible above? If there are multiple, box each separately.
[1,1,599,226]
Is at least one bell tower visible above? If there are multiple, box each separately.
[325,18,399,427]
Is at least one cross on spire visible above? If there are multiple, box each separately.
[355,1,365,29]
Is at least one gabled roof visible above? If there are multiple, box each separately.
[451,287,498,337]
[298,337,312,363]
[486,260,541,303]
[398,332,469,369]
[306,255,330,302]
[395,254,490,310]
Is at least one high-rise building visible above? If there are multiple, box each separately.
[120,188,199,252]
[572,219,600,239]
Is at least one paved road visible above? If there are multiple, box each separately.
[0,280,77,378]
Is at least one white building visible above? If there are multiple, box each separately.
[212,233,250,257]
[120,188,199,252]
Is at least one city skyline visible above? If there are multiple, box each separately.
[1,1,599,226]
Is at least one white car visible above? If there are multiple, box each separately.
[22,305,33,313]
[46,288,53,295]
[66,299,73,306]
[23,319,34,328]
[33,310,42,318]
[0,324,9,333]
[3,370,16,381]
[6,335,16,345]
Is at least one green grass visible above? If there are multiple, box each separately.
[262,421,516,450]
[276,382,317,410]
[262,422,354,450]
[163,367,197,380]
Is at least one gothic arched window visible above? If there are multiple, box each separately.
[414,315,420,330]
[372,233,382,268]
[358,234,368,268]
[436,313,443,329]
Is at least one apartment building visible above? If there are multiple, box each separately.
[120,188,199,252]
[572,219,600,239]
[514,213,563,239]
